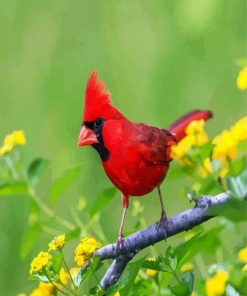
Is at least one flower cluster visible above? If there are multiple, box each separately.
[30,268,69,296]
[48,234,65,251]
[0,130,26,156]
[171,119,208,161]
[30,282,55,296]
[209,116,247,178]
[74,237,101,267]
[171,115,247,182]
[29,251,52,275]
[29,235,101,295]
[30,234,67,275]
[205,270,229,296]
[212,116,247,163]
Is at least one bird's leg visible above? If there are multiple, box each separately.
[117,207,127,249]
[116,193,129,251]
[157,185,169,239]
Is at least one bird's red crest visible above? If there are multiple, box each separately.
[83,70,123,122]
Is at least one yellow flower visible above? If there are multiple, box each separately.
[203,158,213,174]
[53,267,70,290]
[205,270,229,296]
[0,130,26,156]
[237,67,247,90]
[30,283,55,296]
[12,130,26,145]
[212,130,238,163]
[180,263,193,273]
[199,158,214,178]
[74,237,101,267]
[230,116,247,142]
[171,135,195,160]
[186,119,208,146]
[70,267,80,281]
[146,257,158,277]
[186,119,205,134]
[219,166,229,179]
[238,246,247,263]
[114,293,120,296]
[171,120,208,161]
[146,269,158,277]
[74,246,86,267]
[48,234,65,251]
[59,267,69,285]
[30,251,52,274]
[80,237,101,255]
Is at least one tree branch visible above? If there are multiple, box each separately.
[95,192,229,289]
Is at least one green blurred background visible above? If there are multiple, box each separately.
[0,0,246,295]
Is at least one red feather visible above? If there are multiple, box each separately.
[83,70,124,122]
[167,110,213,141]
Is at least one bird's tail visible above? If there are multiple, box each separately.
[167,110,213,142]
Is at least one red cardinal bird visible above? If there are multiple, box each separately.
[78,71,213,246]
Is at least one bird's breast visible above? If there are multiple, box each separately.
[102,151,168,196]
[100,119,169,196]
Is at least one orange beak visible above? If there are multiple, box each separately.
[77,126,98,146]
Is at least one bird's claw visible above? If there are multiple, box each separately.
[116,233,127,253]
[158,212,169,240]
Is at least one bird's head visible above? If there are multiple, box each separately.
[77,70,124,159]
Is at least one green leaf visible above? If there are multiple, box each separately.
[188,143,213,164]
[171,283,190,296]
[20,225,41,260]
[181,271,194,294]
[0,181,28,196]
[228,157,247,177]
[75,256,103,287]
[29,274,50,282]
[65,227,81,241]
[227,169,247,199]
[159,273,173,294]
[105,283,127,296]
[118,256,146,296]
[89,187,117,218]
[163,246,178,272]
[49,165,82,205]
[143,257,169,272]
[128,280,153,296]
[27,157,49,187]
[197,177,222,195]
[29,263,60,283]
[207,198,247,222]
[75,268,84,287]
[175,227,223,268]
[51,253,63,274]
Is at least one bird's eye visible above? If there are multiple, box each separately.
[95,117,103,127]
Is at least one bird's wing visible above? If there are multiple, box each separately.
[135,124,176,164]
